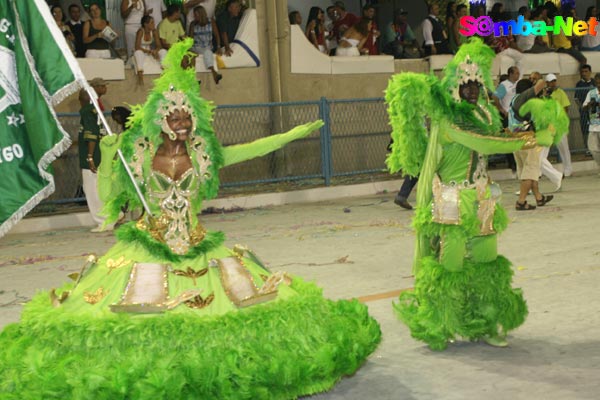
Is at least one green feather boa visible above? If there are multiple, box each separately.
[115,222,226,262]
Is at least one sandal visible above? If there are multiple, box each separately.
[515,201,536,211]
[536,194,554,206]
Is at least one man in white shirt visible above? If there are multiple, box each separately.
[421,3,450,56]
[494,66,520,174]
[494,66,520,121]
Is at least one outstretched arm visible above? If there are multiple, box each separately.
[222,121,324,167]
[446,125,529,154]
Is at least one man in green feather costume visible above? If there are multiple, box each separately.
[386,38,569,350]
[0,40,380,399]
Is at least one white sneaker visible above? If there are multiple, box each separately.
[514,190,533,196]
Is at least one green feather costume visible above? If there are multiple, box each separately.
[386,39,568,350]
[0,40,380,399]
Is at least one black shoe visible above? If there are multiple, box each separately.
[394,196,413,210]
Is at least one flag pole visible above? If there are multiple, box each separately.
[29,0,154,219]
[84,85,154,218]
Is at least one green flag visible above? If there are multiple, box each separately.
[0,0,86,237]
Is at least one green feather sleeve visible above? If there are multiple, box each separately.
[385,73,437,176]
[520,97,570,146]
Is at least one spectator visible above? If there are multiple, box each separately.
[216,0,243,57]
[51,5,76,55]
[331,1,360,44]
[305,7,327,54]
[145,0,166,27]
[159,4,186,50]
[518,5,531,20]
[185,0,216,30]
[485,9,524,74]
[517,7,553,53]
[449,4,467,53]
[445,1,456,32]
[325,6,338,55]
[111,106,132,133]
[134,15,167,85]
[582,73,600,172]
[83,2,116,58]
[472,4,485,18]
[67,3,87,57]
[422,2,451,56]
[581,6,600,51]
[553,8,587,64]
[89,77,108,111]
[382,9,419,59]
[576,64,594,144]
[493,66,520,174]
[289,11,301,25]
[190,5,222,84]
[394,175,417,210]
[78,88,111,232]
[335,18,371,56]
[361,4,380,55]
[510,78,554,210]
[489,2,504,22]
[121,0,146,59]
[543,73,572,177]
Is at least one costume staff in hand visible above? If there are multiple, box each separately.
[386,38,568,350]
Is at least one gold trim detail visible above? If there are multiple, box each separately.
[171,267,208,286]
[106,256,132,274]
[184,293,215,309]
[84,287,108,305]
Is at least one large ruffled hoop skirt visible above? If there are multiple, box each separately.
[0,227,381,399]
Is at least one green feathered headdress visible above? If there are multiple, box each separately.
[442,38,496,101]
[105,39,224,220]
[386,38,501,176]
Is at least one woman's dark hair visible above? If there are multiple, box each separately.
[585,6,596,21]
[140,15,153,27]
[518,6,529,16]
[446,1,456,18]
[306,7,323,37]
[289,11,300,25]
[362,4,375,16]
[51,5,64,21]
[544,1,558,19]
[353,18,370,36]
[490,2,504,22]
[111,106,132,130]
[166,4,180,16]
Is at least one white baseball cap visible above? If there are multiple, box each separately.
[545,73,558,82]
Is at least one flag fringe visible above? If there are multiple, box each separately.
[52,81,83,106]
[0,183,55,237]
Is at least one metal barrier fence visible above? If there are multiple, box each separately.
[46,89,592,205]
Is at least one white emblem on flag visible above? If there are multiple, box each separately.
[0,46,21,114]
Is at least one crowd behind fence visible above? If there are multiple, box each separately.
[46,88,592,206]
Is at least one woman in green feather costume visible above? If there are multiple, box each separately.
[386,39,568,350]
[0,40,380,399]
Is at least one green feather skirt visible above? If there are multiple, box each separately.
[394,255,527,351]
[0,237,381,399]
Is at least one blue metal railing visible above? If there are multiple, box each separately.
[44,90,590,206]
